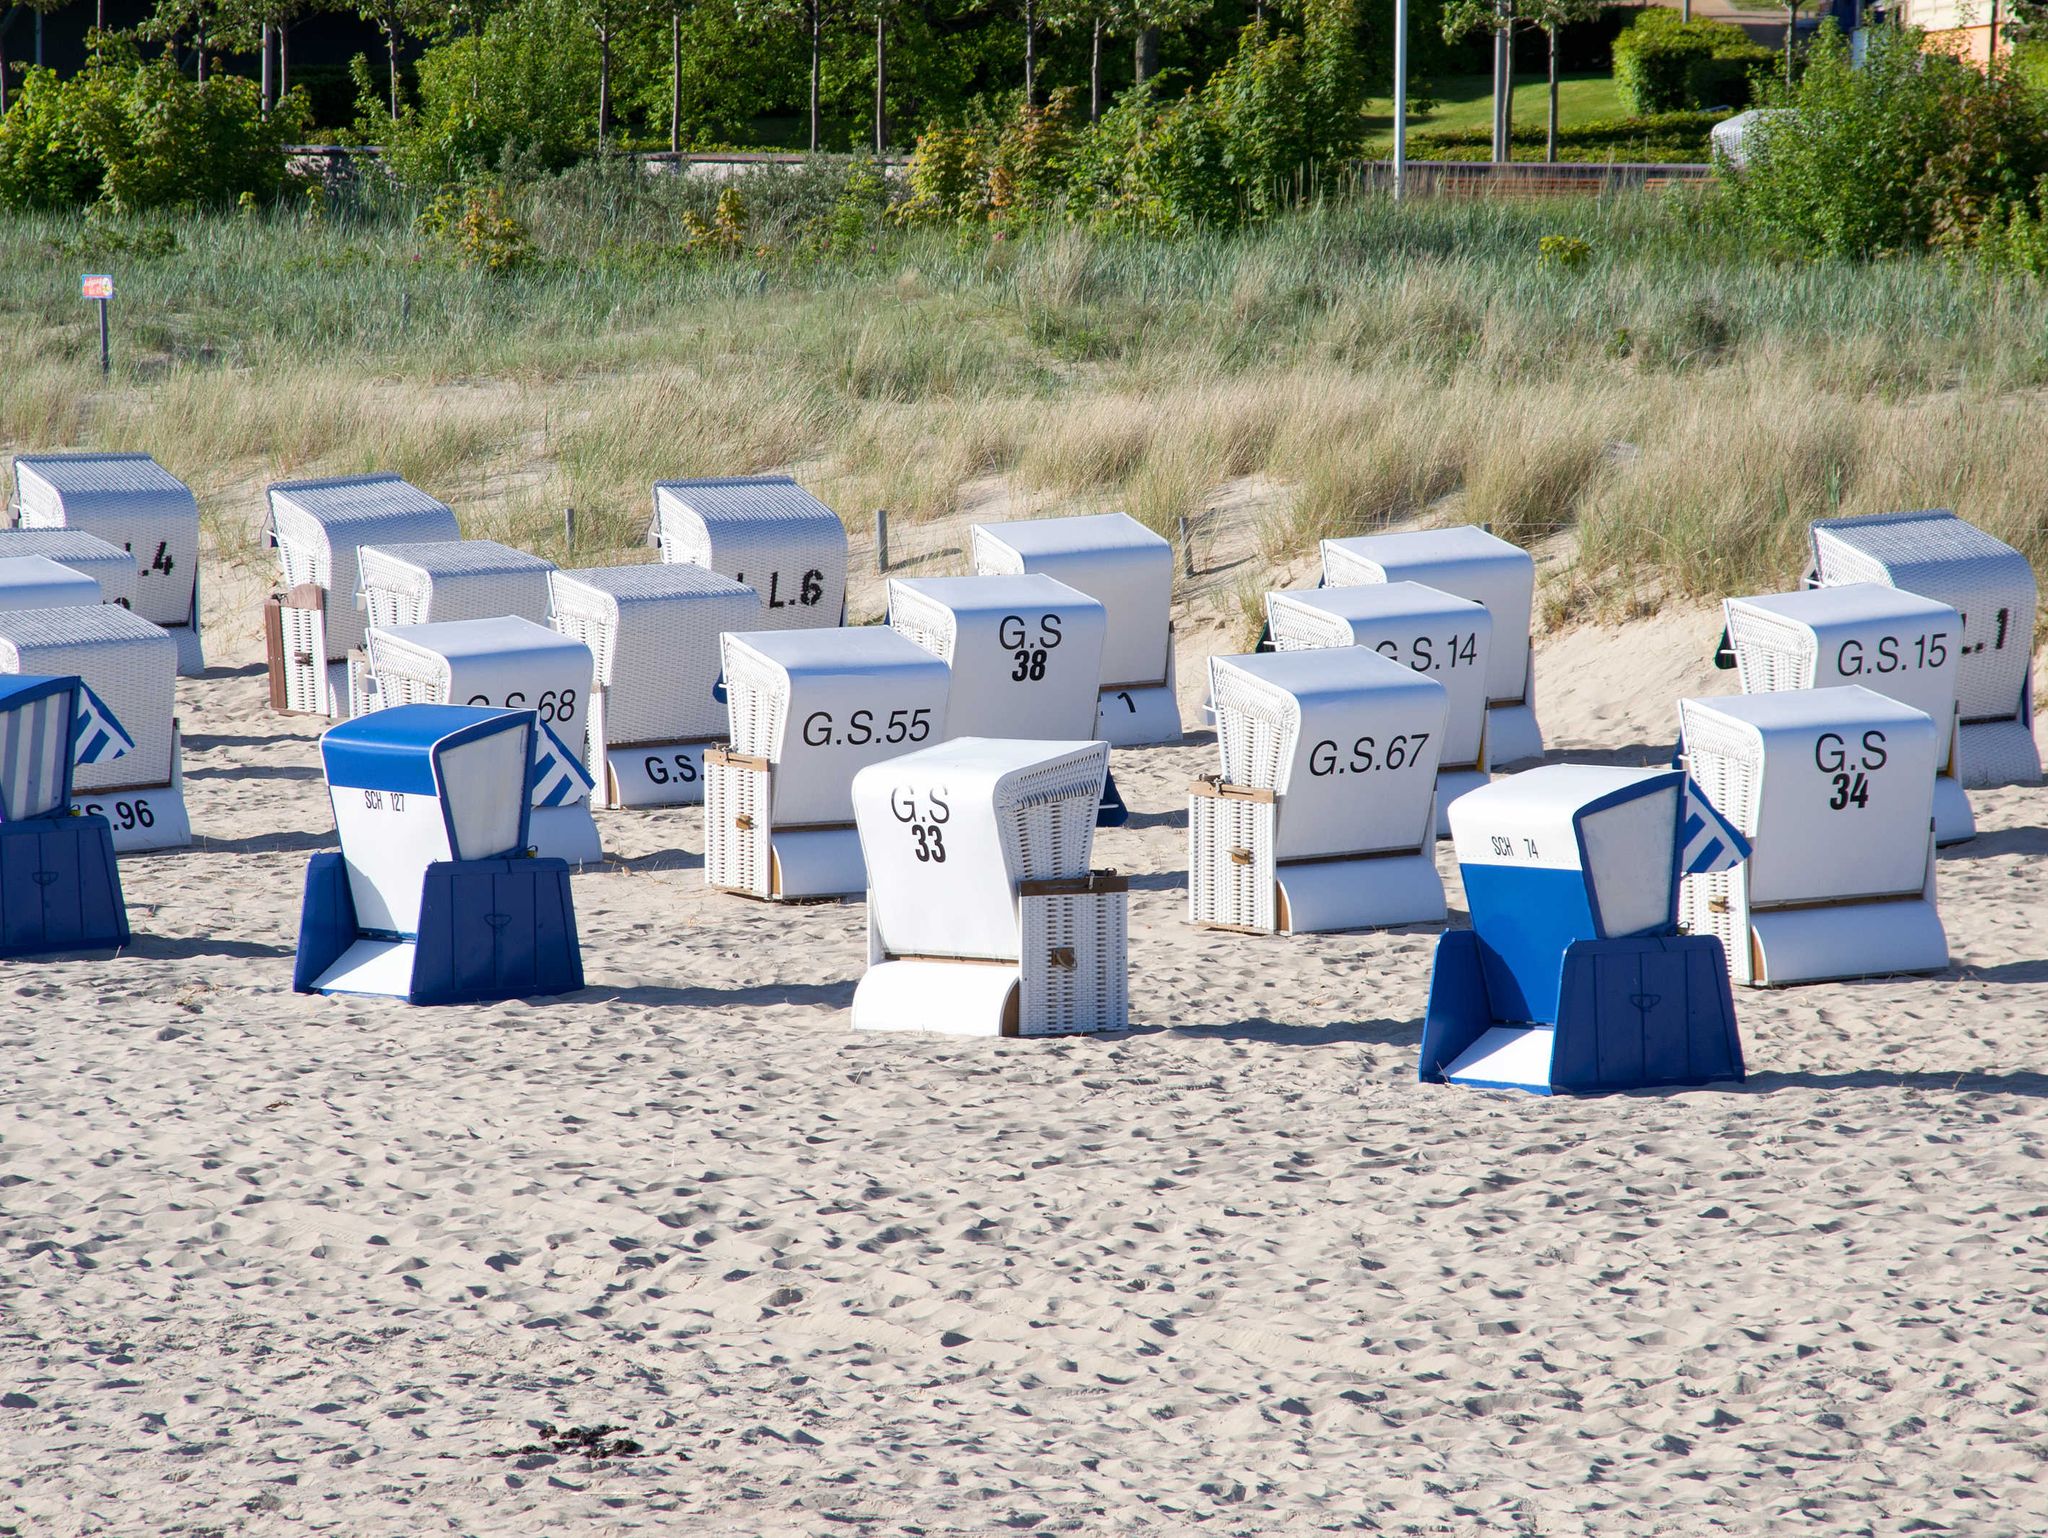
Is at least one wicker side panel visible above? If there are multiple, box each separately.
[1020,888,1128,1035]
[280,605,327,714]
[704,757,772,897]
[1679,865,1754,985]
[1725,608,1817,695]
[887,587,959,665]
[1319,545,1389,587]
[1266,604,1354,654]
[1188,791,1275,932]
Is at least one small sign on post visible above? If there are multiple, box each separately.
[80,274,112,375]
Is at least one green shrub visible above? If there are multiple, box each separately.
[1407,110,1725,163]
[1614,9,1770,114]
[0,48,307,212]
[380,0,598,188]
[898,125,991,226]
[989,91,1077,229]
[1717,24,2048,257]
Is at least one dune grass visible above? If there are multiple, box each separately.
[1,179,2044,632]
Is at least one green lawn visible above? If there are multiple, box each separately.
[1361,72,1627,153]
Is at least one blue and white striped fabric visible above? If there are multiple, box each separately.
[529,720,596,808]
[1680,779,1750,876]
[72,683,134,767]
[0,687,73,820]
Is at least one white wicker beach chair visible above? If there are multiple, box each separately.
[265,474,460,718]
[1725,582,1973,845]
[365,616,600,866]
[887,573,1107,741]
[12,453,204,674]
[358,539,556,630]
[0,556,101,612]
[0,529,139,610]
[1266,581,1493,836]
[1678,686,1945,987]
[1320,526,1542,765]
[651,476,846,630]
[548,562,760,808]
[852,737,1127,1036]
[970,512,1180,746]
[1192,648,1449,935]
[1810,510,2039,788]
[0,605,186,850]
[707,626,950,901]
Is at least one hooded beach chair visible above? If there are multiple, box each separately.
[651,476,847,629]
[706,627,950,900]
[548,563,760,808]
[293,704,583,1004]
[0,555,103,612]
[1724,582,1972,844]
[970,512,1181,746]
[1192,648,1449,934]
[886,572,1125,823]
[0,674,133,956]
[1418,764,1747,1095]
[1677,685,1946,987]
[0,529,138,610]
[358,539,557,630]
[364,616,601,865]
[1266,581,1493,836]
[1809,510,2039,787]
[264,474,460,718]
[851,737,1127,1036]
[12,453,204,674]
[1320,526,1543,766]
[0,605,185,851]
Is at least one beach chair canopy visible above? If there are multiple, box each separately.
[549,562,761,745]
[0,530,138,609]
[1319,526,1535,710]
[722,626,951,825]
[1266,582,1492,768]
[888,573,1108,741]
[12,453,199,629]
[320,704,534,937]
[266,474,460,657]
[854,736,1107,964]
[1210,646,1448,860]
[651,476,847,629]
[971,512,1173,688]
[0,555,100,612]
[358,539,557,629]
[1678,685,1939,908]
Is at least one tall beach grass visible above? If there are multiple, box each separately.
[2,180,2044,626]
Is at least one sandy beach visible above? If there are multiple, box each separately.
[2,528,2046,1537]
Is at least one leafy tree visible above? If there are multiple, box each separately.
[139,0,228,81]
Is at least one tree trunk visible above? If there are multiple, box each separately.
[809,0,820,152]
[388,30,400,118]
[261,22,273,113]
[1135,24,1158,84]
[1089,17,1101,120]
[1,32,8,116]
[1023,0,1035,104]
[1546,23,1558,164]
[34,7,43,67]
[598,26,611,146]
[874,8,886,155]
[670,7,682,154]
[97,0,105,43]
[280,22,290,97]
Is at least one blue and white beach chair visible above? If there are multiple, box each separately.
[0,674,132,956]
[1419,764,1748,1095]
[293,704,584,1004]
